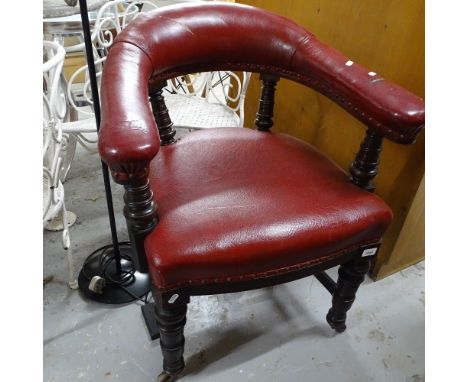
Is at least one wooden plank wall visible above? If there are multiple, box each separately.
[239,0,425,279]
[377,175,425,278]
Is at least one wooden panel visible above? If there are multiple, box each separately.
[63,53,86,83]
[376,175,425,279]
[62,37,86,83]
[239,0,425,278]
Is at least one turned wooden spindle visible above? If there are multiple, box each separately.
[255,73,279,131]
[326,257,371,333]
[112,169,158,272]
[326,127,384,332]
[154,300,188,380]
[349,128,383,192]
[150,81,177,146]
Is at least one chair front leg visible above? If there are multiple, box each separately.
[327,127,383,332]
[154,294,188,381]
[326,257,371,332]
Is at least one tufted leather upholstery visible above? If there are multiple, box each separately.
[98,3,425,175]
[145,128,392,290]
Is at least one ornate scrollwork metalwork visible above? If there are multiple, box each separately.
[43,41,78,289]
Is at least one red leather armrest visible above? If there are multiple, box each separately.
[292,37,424,143]
[98,43,160,174]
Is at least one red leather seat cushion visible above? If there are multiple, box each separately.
[145,128,392,290]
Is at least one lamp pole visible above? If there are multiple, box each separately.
[76,0,151,304]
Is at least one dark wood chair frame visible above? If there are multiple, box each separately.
[113,70,389,381]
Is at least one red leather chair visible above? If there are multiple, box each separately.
[98,3,424,381]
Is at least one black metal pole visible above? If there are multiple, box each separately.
[78,0,121,271]
[76,0,151,303]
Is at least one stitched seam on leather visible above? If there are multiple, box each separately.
[155,238,381,291]
[289,34,312,68]
[113,40,155,71]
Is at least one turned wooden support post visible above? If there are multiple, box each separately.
[152,289,189,381]
[112,169,158,273]
[326,128,384,332]
[255,73,279,131]
[149,81,177,146]
[326,257,371,333]
[349,128,383,192]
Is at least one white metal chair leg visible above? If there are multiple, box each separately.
[44,41,79,290]
[61,204,78,289]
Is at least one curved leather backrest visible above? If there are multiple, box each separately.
[99,3,424,173]
[115,3,309,76]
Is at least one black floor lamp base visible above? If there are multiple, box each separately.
[76,0,151,306]
[78,245,152,304]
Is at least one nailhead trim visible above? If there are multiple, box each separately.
[149,63,422,144]
[154,238,381,291]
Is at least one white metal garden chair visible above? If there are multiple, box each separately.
[62,0,251,161]
[62,0,147,153]
[163,70,251,129]
[43,41,78,289]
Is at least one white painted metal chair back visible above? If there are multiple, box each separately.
[164,70,252,129]
[62,0,252,170]
[63,0,152,151]
[43,41,78,289]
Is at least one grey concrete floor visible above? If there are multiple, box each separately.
[43,132,425,382]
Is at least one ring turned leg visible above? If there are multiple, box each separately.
[154,300,188,381]
[326,257,371,332]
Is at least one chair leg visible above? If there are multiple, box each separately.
[326,257,371,333]
[61,204,78,289]
[154,299,188,381]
